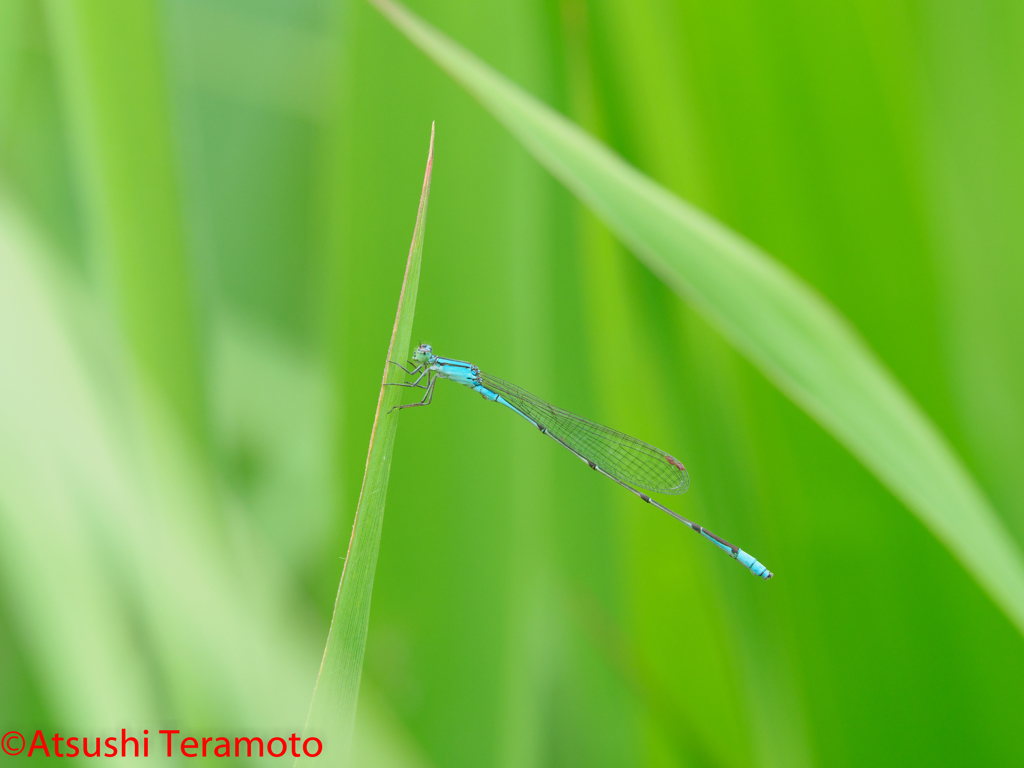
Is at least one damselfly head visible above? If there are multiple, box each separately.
[412,343,434,364]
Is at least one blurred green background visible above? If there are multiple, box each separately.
[2,0,1024,766]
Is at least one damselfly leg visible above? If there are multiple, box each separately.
[386,366,436,414]
[387,374,435,414]
[388,358,424,377]
[386,359,430,390]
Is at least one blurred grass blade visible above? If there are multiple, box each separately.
[45,0,207,446]
[368,0,1024,635]
[0,193,315,728]
[300,123,434,765]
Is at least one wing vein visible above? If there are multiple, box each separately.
[480,372,689,495]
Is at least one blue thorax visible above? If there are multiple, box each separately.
[431,356,480,388]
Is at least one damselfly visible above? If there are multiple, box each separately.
[389,343,772,579]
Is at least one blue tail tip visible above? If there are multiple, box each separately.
[737,549,773,580]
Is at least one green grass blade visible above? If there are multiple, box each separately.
[44,0,207,445]
[299,123,434,766]
[0,193,315,729]
[367,0,1024,636]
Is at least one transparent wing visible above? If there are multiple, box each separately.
[480,372,689,494]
